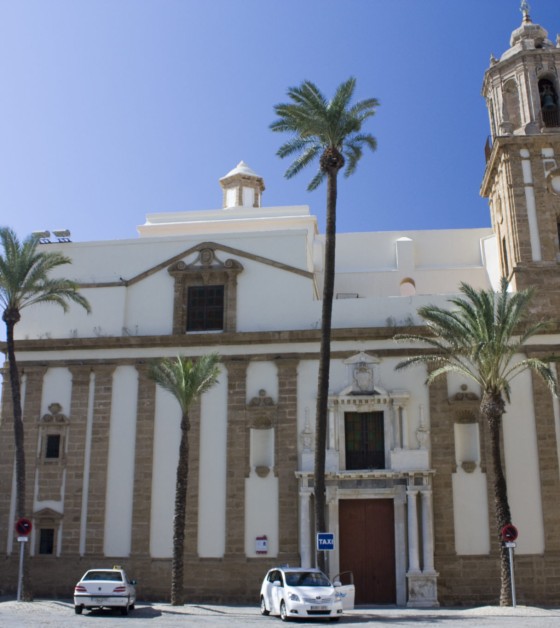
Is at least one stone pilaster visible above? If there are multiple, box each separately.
[131,365,156,556]
[406,488,420,573]
[185,397,202,558]
[530,366,560,553]
[428,375,456,558]
[276,358,300,562]
[23,367,47,520]
[224,359,248,557]
[64,366,92,556]
[85,365,115,556]
[0,366,15,549]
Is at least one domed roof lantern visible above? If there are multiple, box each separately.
[510,1,554,50]
[219,161,265,209]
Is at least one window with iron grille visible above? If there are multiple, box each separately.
[186,285,224,332]
[344,411,385,470]
[39,528,55,554]
[45,434,61,459]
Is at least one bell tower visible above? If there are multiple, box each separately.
[481,2,560,317]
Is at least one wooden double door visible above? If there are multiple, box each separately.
[339,498,396,605]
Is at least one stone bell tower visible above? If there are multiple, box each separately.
[481,2,560,318]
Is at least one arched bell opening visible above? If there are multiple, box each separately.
[538,77,560,128]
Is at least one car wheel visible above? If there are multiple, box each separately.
[280,600,289,622]
[329,618,340,622]
[120,606,129,616]
[129,603,135,611]
[74,606,83,615]
[260,596,269,616]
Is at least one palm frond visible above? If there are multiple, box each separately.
[271,77,378,189]
[0,226,91,316]
[148,354,221,415]
[395,277,558,403]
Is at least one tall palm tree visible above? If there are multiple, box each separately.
[0,226,90,600]
[148,353,221,605]
[271,78,378,571]
[395,278,558,606]
[0,227,91,518]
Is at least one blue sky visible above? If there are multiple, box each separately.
[0,0,558,243]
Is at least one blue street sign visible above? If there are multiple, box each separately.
[316,532,335,551]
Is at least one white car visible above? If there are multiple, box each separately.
[73,567,136,615]
[260,567,354,622]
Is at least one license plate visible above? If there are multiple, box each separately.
[94,597,107,604]
[310,605,328,610]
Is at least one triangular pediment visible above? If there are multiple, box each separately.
[79,241,313,288]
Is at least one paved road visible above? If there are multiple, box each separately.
[1,600,560,628]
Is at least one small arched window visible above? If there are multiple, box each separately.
[399,278,416,296]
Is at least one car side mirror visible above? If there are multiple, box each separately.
[273,580,281,587]
[130,580,137,585]
[333,581,341,587]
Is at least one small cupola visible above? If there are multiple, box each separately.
[510,2,553,50]
[219,161,265,209]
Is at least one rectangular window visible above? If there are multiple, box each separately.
[39,528,55,555]
[344,411,385,470]
[45,434,61,459]
[187,285,224,332]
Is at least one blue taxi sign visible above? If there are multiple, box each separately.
[316,532,335,551]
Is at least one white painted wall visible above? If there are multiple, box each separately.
[13,223,494,340]
[452,470,491,554]
[198,370,228,557]
[40,368,72,418]
[104,366,138,556]
[245,475,279,557]
[150,387,181,558]
[246,361,278,403]
[503,366,545,554]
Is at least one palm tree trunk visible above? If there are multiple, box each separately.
[314,165,338,574]
[4,314,31,600]
[171,413,190,605]
[4,317,25,518]
[482,391,513,606]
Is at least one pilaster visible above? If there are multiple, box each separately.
[224,359,248,557]
[85,365,115,556]
[276,358,300,562]
[62,366,91,556]
[131,365,156,556]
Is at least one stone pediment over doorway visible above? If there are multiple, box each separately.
[337,352,383,397]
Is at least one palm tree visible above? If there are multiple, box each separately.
[148,353,221,605]
[0,226,90,600]
[271,78,378,571]
[395,278,558,605]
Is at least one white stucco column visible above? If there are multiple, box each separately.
[407,489,420,573]
[299,488,312,568]
[520,149,542,261]
[328,404,336,450]
[421,489,435,572]
[327,489,338,577]
[402,407,410,449]
[394,491,407,606]
[393,404,402,449]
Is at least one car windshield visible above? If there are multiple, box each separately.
[83,571,123,582]
[284,571,331,587]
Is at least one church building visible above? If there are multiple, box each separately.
[1,5,560,607]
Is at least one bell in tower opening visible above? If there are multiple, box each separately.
[539,78,559,127]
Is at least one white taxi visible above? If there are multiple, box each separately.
[260,567,354,622]
[73,566,136,615]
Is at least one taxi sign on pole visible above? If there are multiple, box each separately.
[316,532,335,551]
